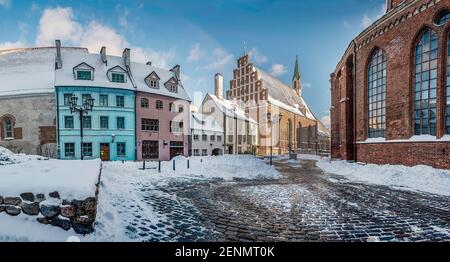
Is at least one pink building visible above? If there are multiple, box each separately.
[133,62,190,161]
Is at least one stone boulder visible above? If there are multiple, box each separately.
[51,218,71,231]
[49,191,60,199]
[4,197,21,206]
[5,206,21,216]
[40,204,60,218]
[37,217,50,225]
[83,198,97,217]
[60,205,76,218]
[20,192,35,202]
[36,194,46,203]
[20,202,40,216]
[72,222,94,235]
[0,205,5,213]
[0,195,3,205]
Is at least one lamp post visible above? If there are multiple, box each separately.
[267,113,273,166]
[68,94,95,160]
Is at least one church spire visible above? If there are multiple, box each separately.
[292,55,302,95]
[292,55,301,82]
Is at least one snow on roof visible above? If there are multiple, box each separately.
[207,93,258,124]
[0,47,86,97]
[254,66,316,120]
[131,62,191,101]
[191,112,224,133]
[55,51,135,91]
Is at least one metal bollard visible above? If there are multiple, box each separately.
[143,160,146,170]
[187,159,190,169]
[173,159,175,171]
[158,160,161,173]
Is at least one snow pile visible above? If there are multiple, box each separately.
[317,160,450,196]
[0,147,43,165]
[0,146,101,200]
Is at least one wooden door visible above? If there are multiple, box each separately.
[100,143,110,161]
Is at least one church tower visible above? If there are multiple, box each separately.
[292,55,302,96]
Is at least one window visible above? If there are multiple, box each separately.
[446,33,450,134]
[193,134,199,141]
[117,142,126,157]
[3,117,14,138]
[168,84,177,93]
[169,102,174,112]
[414,29,438,136]
[111,73,125,83]
[210,135,215,141]
[178,105,184,113]
[228,135,233,143]
[156,100,163,110]
[142,141,159,159]
[436,11,450,26]
[149,80,159,88]
[82,94,91,105]
[368,48,387,138]
[117,117,125,129]
[202,134,208,141]
[82,143,93,157]
[65,116,74,129]
[217,136,222,142]
[99,95,108,106]
[76,70,92,80]
[202,149,207,156]
[100,116,109,129]
[65,143,75,158]
[141,98,149,108]
[116,96,125,107]
[83,116,91,129]
[64,94,72,106]
[193,149,200,156]
[170,121,183,133]
[142,119,159,131]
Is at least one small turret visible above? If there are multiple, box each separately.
[292,55,302,96]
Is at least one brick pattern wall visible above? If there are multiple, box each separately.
[331,0,450,168]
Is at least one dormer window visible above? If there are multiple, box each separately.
[112,73,125,83]
[145,71,160,89]
[107,66,127,83]
[77,70,92,80]
[73,62,94,81]
[165,77,178,93]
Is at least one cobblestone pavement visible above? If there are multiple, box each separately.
[131,159,450,242]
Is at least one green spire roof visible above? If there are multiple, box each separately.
[292,55,301,81]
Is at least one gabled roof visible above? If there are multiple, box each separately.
[254,66,316,120]
[206,93,258,124]
[191,112,224,133]
[0,47,88,97]
[73,62,95,71]
[107,65,126,73]
[145,71,160,80]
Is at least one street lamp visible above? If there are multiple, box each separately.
[68,94,95,160]
[267,112,273,166]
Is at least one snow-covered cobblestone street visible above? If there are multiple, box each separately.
[93,156,450,242]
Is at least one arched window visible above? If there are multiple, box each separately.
[414,29,438,136]
[446,33,450,134]
[2,117,14,139]
[368,48,387,138]
[296,122,302,148]
[436,11,450,26]
[287,119,292,150]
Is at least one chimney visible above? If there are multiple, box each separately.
[215,73,224,99]
[146,61,152,66]
[122,48,131,67]
[100,46,107,65]
[55,40,62,69]
[170,65,181,80]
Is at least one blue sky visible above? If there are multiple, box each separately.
[0,0,387,125]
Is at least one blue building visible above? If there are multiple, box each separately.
[55,43,136,161]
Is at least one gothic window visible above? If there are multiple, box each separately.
[446,33,450,134]
[436,11,450,26]
[414,29,438,136]
[368,48,387,138]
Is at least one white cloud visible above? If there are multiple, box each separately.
[248,48,268,64]
[361,3,387,28]
[0,0,11,8]
[0,41,27,50]
[302,82,311,88]
[35,7,83,46]
[270,63,287,76]
[197,48,233,71]
[118,7,129,27]
[320,115,331,128]
[34,7,175,68]
[188,43,203,61]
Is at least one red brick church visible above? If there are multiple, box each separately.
[331,0,450,169]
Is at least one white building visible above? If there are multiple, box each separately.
[190,112,224,156]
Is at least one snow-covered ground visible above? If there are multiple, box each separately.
[0,154,279,242]
[0,147,101,200]
[317,159,450,196]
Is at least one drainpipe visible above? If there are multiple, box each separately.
[56,87,61,159]
[352,40,357,162]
